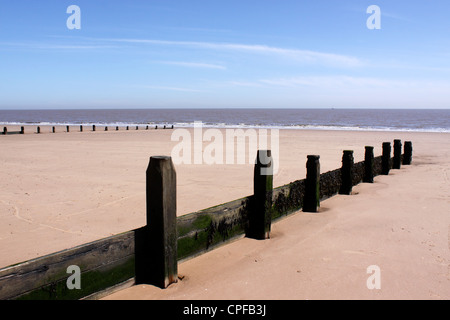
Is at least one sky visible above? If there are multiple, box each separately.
[1,0,450,109]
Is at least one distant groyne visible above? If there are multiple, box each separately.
[2,124,175,135]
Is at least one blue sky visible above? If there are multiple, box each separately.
[1,0,450,109]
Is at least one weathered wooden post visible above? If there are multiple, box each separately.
[116,126,119,131]
[36,126,40,134]
[382,142,391,175]
[126,126,129,130]
[66,126,70,133]
[105,126,108,131]
[247,150,273,240]
[93,125,96,132]
[363,146,374,183]
[393,139,402,169]
[303,155,320,213]
[52,126,55,133]
[339,150,354,195]
[146,125,149,130]
[136,126,139,130]
[403,141,413,165]
[80,125,83,132]
[155,125,158,130]
[135,156,178,288]
[3,127,6,135]
[20,126,24,134]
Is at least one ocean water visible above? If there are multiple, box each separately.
[0,108,449,133]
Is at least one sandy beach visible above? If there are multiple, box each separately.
[0,126,449,299]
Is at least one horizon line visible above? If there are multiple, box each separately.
[1,107,449,111]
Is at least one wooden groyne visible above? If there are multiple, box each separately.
[1,124,175,135]
[1,126,24,135]
[0,140,412,300]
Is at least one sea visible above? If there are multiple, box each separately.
[0,108,449,133]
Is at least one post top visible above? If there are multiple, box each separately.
[307,155,320,160]
[256,150,272,168]
[150,156,172,161]
[257,149,272,157]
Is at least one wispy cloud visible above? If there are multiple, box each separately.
[232,75,450,90]
[0,41,117,50]
[142,85,204,92]
[159,26,233,33]
[154,61,226,70]
[36,44,118,50]
[3,36,363,67]
[259,75,398,88]
[380,11,413,22]
[86,37,364,67]
[228,81,265,88]
[349,6,412,22]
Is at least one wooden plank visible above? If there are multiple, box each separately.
[81,277,135,300]
[0,231,135,300]
[272,179,304,219]
[16,255,135,300]
[177,197,249,262]
[373,155,383,176]
[319,168,341,200]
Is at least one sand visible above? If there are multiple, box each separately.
[0,125,449,299]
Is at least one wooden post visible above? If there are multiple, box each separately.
[37,126,40,134]
[135,156,177,288]
[155,125,158,130]
[339,150,354,195]
[66,126,70,133]
[303,155,320,213]
[93,125,96,132]
[393,139,402,169]
[136,126,139,130]
[116,126,119,131]
[20,126,24,134]
[52,126,55,133]
[403,141,413,165]
[105,126,108,131]
[80,125,83,132]
[382,142,391,175]
[3,127,6,135]
[126,126,129,130]
[363,146,374,183]
[146,125,149,130]
[247,150,273,240]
